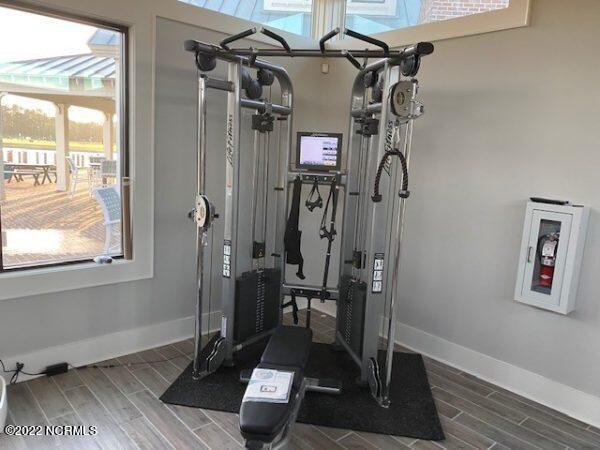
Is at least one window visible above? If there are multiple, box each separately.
[345,0,509,35]
[0,5,127,271]
[179,0,313,37]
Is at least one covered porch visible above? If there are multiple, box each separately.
[0,50,118,201]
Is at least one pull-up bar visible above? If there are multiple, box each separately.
[186,27,433,71]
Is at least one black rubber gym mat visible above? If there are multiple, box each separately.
[160,342,445,441]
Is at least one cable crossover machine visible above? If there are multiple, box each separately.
[185,26,433,449]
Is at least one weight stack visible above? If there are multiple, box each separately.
[234,268,281,343]
[337,274,367,357]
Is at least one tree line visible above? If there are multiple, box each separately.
[1,104,103,143]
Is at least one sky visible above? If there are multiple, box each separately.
[0,7,96,62]
[0,6,106,123]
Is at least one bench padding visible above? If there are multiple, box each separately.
[260,326,312,368]
[239,326,312,443]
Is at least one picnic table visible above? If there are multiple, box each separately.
[3,163,57,186]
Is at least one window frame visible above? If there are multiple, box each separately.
[0,2,129,274]
[0,0,153,301]
[332,0,531,49]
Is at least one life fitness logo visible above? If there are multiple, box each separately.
[383,120,394,174]
[226,114,234,169]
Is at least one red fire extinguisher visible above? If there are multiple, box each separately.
[538,232,559,288]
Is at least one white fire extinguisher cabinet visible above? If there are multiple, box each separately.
[514,200,589,314]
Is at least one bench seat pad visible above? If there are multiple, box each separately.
[260,326,312,368]
[239,326,312,442]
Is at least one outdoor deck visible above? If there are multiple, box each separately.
[0,175,119,268]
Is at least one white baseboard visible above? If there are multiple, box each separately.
[1,311,221,384]
[311,301,600,427]
[396,321,600,428]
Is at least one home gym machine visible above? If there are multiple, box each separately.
[185,26,433,449]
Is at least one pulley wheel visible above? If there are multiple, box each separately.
[372,79,384,103]
[363,70,378,89]
[400,55,421,78]
[257,68,275,86]
[195,54,216,72]
[245,79,263,100]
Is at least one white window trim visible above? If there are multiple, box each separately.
[0,0,155,301]
[331,0,531,50]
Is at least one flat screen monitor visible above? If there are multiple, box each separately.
[296,132,343,171]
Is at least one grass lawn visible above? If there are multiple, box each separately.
[3,137,105,152]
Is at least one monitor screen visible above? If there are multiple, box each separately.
[296,132,343,171]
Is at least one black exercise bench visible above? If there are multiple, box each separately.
[239,326,311,449]
[240,325,342,449]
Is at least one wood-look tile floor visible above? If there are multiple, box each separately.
[2,311,598,449]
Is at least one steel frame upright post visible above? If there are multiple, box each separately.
[192,76,208,379]
[222,61,243,363]
[359,61,400,385]
[276,80,293,309]
[380,93,416,404]
[340,76,367,284]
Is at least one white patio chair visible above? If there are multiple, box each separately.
[67,157,90,196]
[100,160,117,186]
[88,156,105,190]
[93,186,121,255]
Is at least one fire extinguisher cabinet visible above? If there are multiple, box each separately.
[514,200,590,314]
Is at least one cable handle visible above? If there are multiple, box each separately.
[344,28,389,55]
[319,28,340,54]
[371,149,409,203]
[319,179,339,241]
[260,27,292,53]
[219,28,257,50]
[305,180,323,211]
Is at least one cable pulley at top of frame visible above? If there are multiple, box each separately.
[399,55,421,78]
[240,66,275,100]
[195,51,217,72]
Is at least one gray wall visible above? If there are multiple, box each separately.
[326,0,600,397]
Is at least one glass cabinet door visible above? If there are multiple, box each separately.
[521,210,572,306]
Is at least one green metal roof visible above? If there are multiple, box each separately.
[0,54,115,92]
